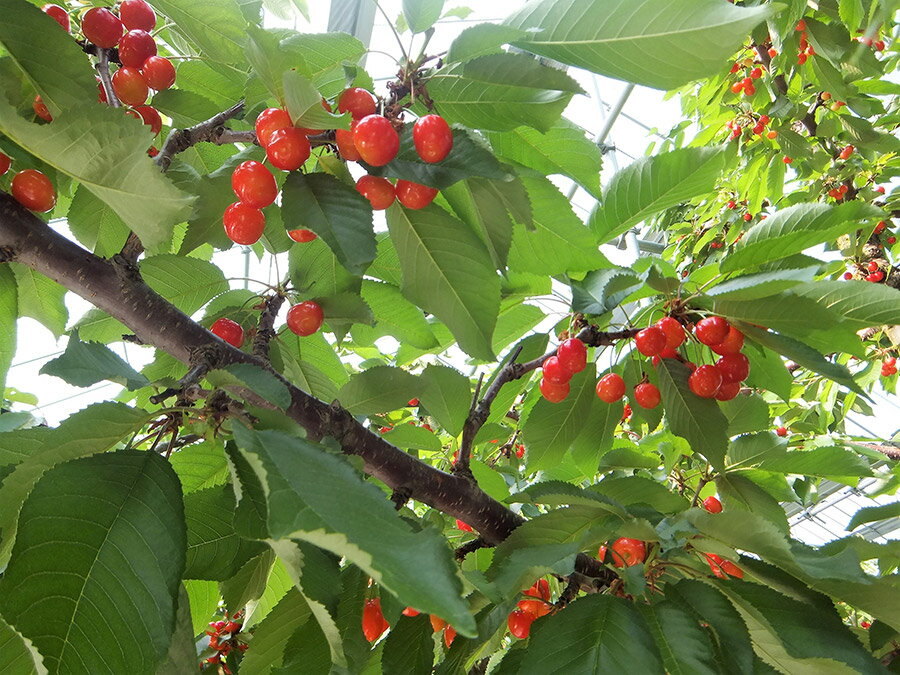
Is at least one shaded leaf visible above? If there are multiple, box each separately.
[40,332,149,390]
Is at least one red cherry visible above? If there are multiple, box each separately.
[288,229,317,243]
[656,316,686,349]
[0,152,10,176]
[596,373,625,403]
[606,538,646,567]
[783,156,793,164]
[875,221,887,234]
[507,610,535,639]
[81,7,123,48]
[33,96,52,122]
[695,317,729,345]
[402,607,420,617]
[396,180,438,209]
[515,444,525,459]
[119,0,156,31]
[147,146,158,157]
[539,378,569,403]
[541,355,571,384]
[140,56,176,91]
[758,114,770,125]
[413,115,454,163]
[335,124,361,161]
[867,261,879,272]
[726,200,737,209]
[231,161,277,208]
[702,496,723,513]
[716,353,750,383]
[353,115,400,166]
[885,357,897,367]
[557,338,587,374]
[112,67,148,106]
[430,615,447,633]
[255,108,292,147]
[456,519,473,532]
[362,598,388,642]
[42,4,70,31]
[337,87,376,119]
[118,30,157,68]
[11,169,56,212]
[709,326,745,355]
[633,383,661,409]
[223,202,265,245]
[767,47,778,57]
[286,301,324,336]
[743,213,753,221]
[266,127,311,171]
[134,105,162,135]
[750,66,763,79]
[524,579,550,603]
[715,381,741,401]
[705,553,728,579]
[211,318,245,348]
[635,326,667,357]
[775,426,788,437]
[843,272,853,280]
[721,560,743,579]
[889,237,897,245]
[356,175,396,210]
[689,365,723,398]
[838,144,854,160]
[443,626,456,648]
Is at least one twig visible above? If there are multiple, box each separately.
[454,537,488,562]
[251,293,285,361]
[96,48,120,108]
[149,360,212,405]
[155,100,248,172]
[691,475,711,507]
[555,576,581,609]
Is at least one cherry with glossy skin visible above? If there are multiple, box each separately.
[286,301,324,336]
[288,229,317,243]
[557,338,587,373]
[596,373,625,403]
[362,598,388,642]
[601,538,646,567]
[456,519,473,532]
[118,30,157,68]
[231,160,278,208]
[255,108,292,147]
[518,579,551,617]
[0,152,10,176]
[402,607,420,617]
[337,87,376,119]
[656,316,686,349]
[541,355,571,384]
[11,169,56,213]
[715,381,741,401]
[82,7,123,48]
[353,115,400,166]
[395,180,438,210]
[443,626,456,648]
[716,353,750,383]
[42,4,70,31]
[539,377,569,403]
[356,175,396,210]
[266,127,311,171]
[635,326,667,357]
[709,326,745,355]
[210,318,245,348]
[119,0,156,31]
[112,67,149,106]
[413,115,453,163]
[508,610,535,639]
[705,553,743,579]
[703,496,723,513]
[33,96,52,122]
[335,125,361,161]
[695,316,730,345]
[689,364,723,398]
[140,56,176,91]
[775,426,788,437]
[223,202,265,245]
[634,383,661,409]
[134,105,162,135]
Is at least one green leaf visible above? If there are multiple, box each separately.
[571,268,643,315]
[720,393,770,436]
[67,185,131,257]
[0,0,96,115]
[509,174,609,275]
[791,280,900,329]
[151,88,223,128]
[657,360,729,470]
[282,70,351,131]
[170,441,229,493]
[279,31,367,100]
[381,614,434,674]
[504,0,773,90]
[155,585,196,675]
[338,366,421,417]
[744,346,793,402]
[522,364,597,471]
[419,364,471,435]
[231,427,475,635]
[281,172,375,275]
[0,266,16,397]
[590,146,733,243]
[288,234,361,298]
[519,595,663,673]
[847,502,900,532]
[150,0,248,65]
[380,425,441,452]
[0,613,46,675]
[39,332,149,390]
[593,476,689,514]
[486,119,602,199]
[217,363,292,409]
[141,254,230,314]
[238,589,313,675]
[442,177,515,269]
[0,450,186,674]
[445,23,528,63]
[638,601,719,675]
[9,264,67,337]
[386,203,500,360]
[360,281,437,350]
[0,100,193,252]
[728,432,787,468]
[717,473,790,534]
[758,447,874,480]
[706,269,817,301]
[183,486,266,580]
[721,202,883,273]
[362,126,514,189]
[428,53,584,132]
[403,0,443,32]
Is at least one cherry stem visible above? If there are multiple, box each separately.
[370,0,409,64]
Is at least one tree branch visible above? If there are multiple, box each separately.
[155,100,249,172]
[0,193,614,583]
[252,293,285,361]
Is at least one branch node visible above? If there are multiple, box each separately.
[454,537,488,562]
[252,293,285,362]
[390,488,411,510]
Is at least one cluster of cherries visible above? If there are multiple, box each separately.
[725,198,756,224]
[881,357,897,379]
[506,579,553,640]
[725,112,777,142]
[794,19,817,65]
[210,295,324,349]
[844,258,887,284]
[537,337,589,403]
[0,151,56,213]
[728,61,764,97]
[202,612,247,672]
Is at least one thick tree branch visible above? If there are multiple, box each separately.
[0,193,614,584]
